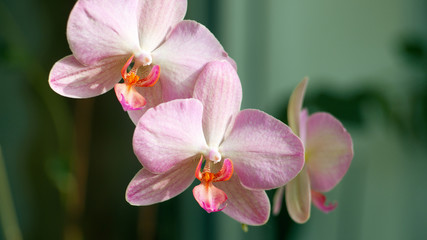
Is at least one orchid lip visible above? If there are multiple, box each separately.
[192,156,234,213]
[114,54,160,111]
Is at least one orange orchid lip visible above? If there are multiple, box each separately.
[114,55,161,111]
[193,155,234,213]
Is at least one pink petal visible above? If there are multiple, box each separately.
[114,84,147,111]
[137,0,187,52]
[48,55,124,98]
[127,80,164,125]
[193,183,228,213]
[220,109,304,190]
[192,60,242,148]
[133,99,208,174]
[288,78,308,136]
[285,167,311,224]
[152,20,236,102]
[67,0,141,65]
[305,113,354,192]
[126,160,197,206]
[216,175,270,226]
[272,186,285,215]
[311,190,337,213]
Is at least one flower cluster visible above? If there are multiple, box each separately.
[49,0,353,226]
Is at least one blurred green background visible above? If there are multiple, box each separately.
[1,0,427,239]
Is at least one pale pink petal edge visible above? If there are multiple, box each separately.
[132,98,208,174]
[220,109,304,190]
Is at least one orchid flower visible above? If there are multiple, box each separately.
[272,78,354,223]
[126,61,304,225]
[49,0,234,120]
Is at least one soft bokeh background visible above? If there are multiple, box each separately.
[1,0,426,239]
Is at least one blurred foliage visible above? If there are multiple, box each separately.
[275,33,427,145]
[272,33,427,238]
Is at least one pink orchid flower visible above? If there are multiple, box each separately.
[49,0,234,118]
[126,61,305,225]
[272,78,354,223]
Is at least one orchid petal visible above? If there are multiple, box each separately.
[192,60,242,148]
[133,99,208,174]
[216,175,270,226]
[114,84,146,111]
[153,20,236,101]
[272,186,285,215]
[67,0,140,65]
[311,190,337,213]
[137,0,187,52]
[48,55,123,98]
[126,160,197,206]
[220,109,304,190]
[285,167,311,224]
[305,113,354,192]
[193,183,228,213]
[288,78,308,136]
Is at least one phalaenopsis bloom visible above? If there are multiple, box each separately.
[49,0,234,123]
[273,78,354,223]
[126,61,305,225]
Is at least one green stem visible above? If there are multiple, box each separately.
[0,146,23,240]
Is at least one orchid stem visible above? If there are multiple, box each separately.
[0,146,23,240]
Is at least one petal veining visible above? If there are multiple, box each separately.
[220,109,304,190]
[126,160,197,206]
[67,0,141,65]
[49,55,124,98]
[193,60,242,148]
[133,99,208,174]
[137,0,187,52]
[153,20,236,101]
